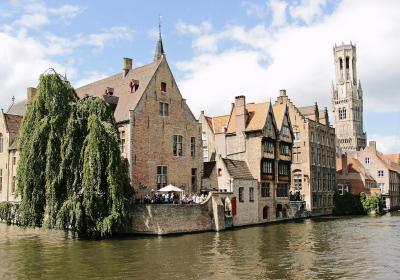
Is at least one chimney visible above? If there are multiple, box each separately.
[235,95,246,134]
[27,87,37,100]
[341,153,348,174]
[369,141,376,151]
[122,57,133,78]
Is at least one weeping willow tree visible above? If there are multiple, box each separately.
[17,71,133,238]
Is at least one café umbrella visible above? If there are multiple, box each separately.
[157,184,184,193]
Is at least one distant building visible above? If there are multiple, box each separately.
[199,113,229,162]
[76,31,203,197]
[348,141,400,210]
[201,94,295,221]
[336,153,380,196]
[0,88,33,202]
[274,90,336,215]
[331,43,367,152]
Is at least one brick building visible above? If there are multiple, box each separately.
[75,33,203,198]
[201,94,294,221]
[348,141,400,210]
[274,90,336,215]
[336,154,380,196]
[0,109,24,202]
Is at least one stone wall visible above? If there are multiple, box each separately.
[128,193,225,235]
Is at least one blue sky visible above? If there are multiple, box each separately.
[0,0,399,153]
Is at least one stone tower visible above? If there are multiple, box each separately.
[331,43,366,152]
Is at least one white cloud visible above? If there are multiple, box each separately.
[176,0,400,120]
[15,13,48,29]
[269,0,288,28]
[74,71,110,88]
[48,4,85,20]
[369,134,400,154]
[176,20,213,34]
[290,0,328,24]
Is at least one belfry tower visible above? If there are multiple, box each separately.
[331,43,366,152]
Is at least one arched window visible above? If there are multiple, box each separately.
[263,206,269,220]
[345,56,350,69]
[0,133,3,153]
[293,170,302,190]
[339,58,343,70]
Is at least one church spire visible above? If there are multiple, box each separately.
[154,16,165,61]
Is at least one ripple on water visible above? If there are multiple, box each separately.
[1,213,400,279]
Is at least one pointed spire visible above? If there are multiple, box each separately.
[154,15,165,61]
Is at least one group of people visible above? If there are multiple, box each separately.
[142,192,208,205]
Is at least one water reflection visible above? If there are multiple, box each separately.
[1,212,400,279]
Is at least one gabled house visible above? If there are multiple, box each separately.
[75,33,203,198]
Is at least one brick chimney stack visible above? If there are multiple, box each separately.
[341,153,348,174]
[27,87,37,100]
[122,57,133,78]
[235,95,247,134]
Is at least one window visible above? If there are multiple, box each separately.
[365,157,370,164]
[261,182,270,197]
[280,143,290,155]
[378,170,384,177]
[159,102,169,116]
[339,107,347,120]
[156,166,167,189]
[277,184,288,197]
[120,131,125,153]
[294,132,300,141]
[262,160,273,174]
[173,135,183,156]
[160,82,167,92]
[0,169,2,192]
[202,131,207,141]
[294,171,302,190]
[13,156,16,166]
[239,187,244,202]
[217,168,222,177]
[263,141,274,153]
[263,206,269,219]
[191,168,197,192]
[0,133,3,153]
[337,184,348,195]
[249,187,254,202]
[281,125,290,136]
[278,162,290,176]
[11,176,16,193]
[339,58,343,70]
[203,147,208,159]
[378,183,384,192]
[190,137,196,158]
[345,56,350,69]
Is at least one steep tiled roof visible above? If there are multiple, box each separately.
[75,59,162,122]
[4,114,23,134]
[384,153,400,165]
[376,152,400,172]
[298,105,316,117]
[348,158,375,181]
[222,158,255,180]
[7,100,27,116]
[226,102,270,133]
[4,114,23,150]
[272,103,286,130]
[212,115,229,134]
[203,161,216,179]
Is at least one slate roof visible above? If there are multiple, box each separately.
[222,158,255,180]
[75,59,162,123]
[7,100,27,116]
[203,161,216,179]
[226,102,270,133]
[3,114,23,150]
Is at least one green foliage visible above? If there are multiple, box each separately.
[360,193,383,215]
[17,71,133,238]
[0,202,18,224]
[333,192,365,215]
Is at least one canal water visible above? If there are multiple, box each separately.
[1,212,399,280]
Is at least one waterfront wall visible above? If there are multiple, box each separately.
[129,193,225,235]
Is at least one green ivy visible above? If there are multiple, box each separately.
[17,71,133,238]
[360,192,383,215]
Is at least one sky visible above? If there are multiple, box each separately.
[0,0,399,153]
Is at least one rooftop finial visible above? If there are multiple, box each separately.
[154,15,165,61]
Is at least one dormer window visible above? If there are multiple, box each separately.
[161,82,167,93]
[129,79,139,93]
